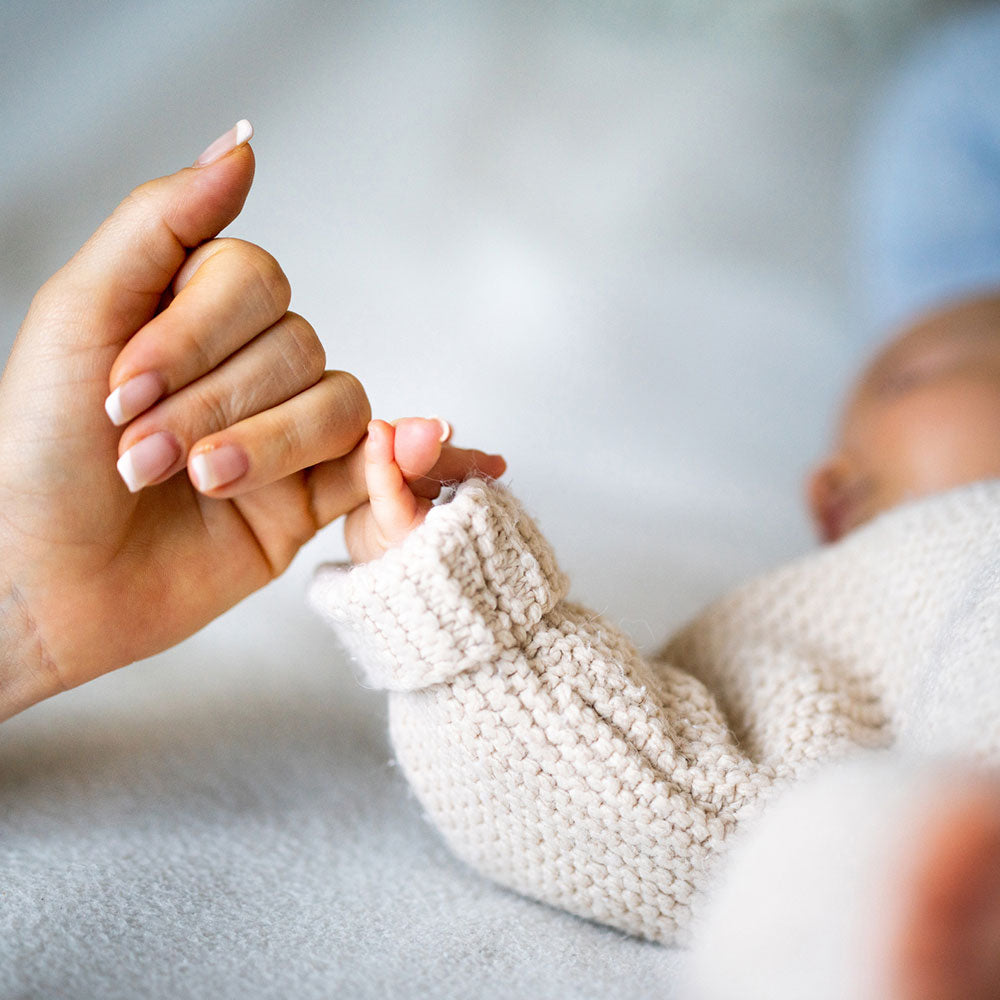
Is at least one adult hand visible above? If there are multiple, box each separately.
[0,122,377,719]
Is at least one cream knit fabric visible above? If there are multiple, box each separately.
[309,477,1000,947]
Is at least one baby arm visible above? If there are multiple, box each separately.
[313,478,776,946]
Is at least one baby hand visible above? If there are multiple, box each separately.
[344,418,506,563]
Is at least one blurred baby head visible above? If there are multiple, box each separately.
[807,295,1000,543]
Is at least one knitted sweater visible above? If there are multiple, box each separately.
[309,478,1000,946]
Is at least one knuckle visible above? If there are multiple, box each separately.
[330,370,372,430]
[188,380,234,434]
[273,415,304,464]
[122,180,158,214]
[200,239,292,319]
[280,313,326,383]
[239,243,292,318]
[115,184,181,279]
[175,323,217,377]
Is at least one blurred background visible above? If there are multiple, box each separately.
[0,2,973,997]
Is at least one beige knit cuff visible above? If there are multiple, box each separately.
[309,479,569,691]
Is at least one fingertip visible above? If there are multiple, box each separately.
[474,452,507,481]
[103,370,165,427]
[427,416,452,443]
[194,119,255,168]
[392,417,446,477]
[365,418,381,439]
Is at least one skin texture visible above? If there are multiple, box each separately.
[807,296,1000,543]
[0,132,501,721]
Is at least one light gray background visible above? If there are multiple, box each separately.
[0,2,958,997]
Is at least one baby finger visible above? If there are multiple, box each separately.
[413,444,507,492]
[364,420,427,548]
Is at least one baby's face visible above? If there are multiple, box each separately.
[807,296,1000,543]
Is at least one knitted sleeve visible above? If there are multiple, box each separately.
[309,479,774,945]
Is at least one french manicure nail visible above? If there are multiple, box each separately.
[104,372,165,426]
[189,445,249,493]
[195,119,254,167]
[117,432,181,493]
[428,416,452,443]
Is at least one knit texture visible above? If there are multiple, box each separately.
[310,477,1000,946]
[686,756,961,1000]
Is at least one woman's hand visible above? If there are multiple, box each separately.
[0,123,378,719]
[0,123,508,722]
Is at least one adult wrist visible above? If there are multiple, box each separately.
[0,573,65,722]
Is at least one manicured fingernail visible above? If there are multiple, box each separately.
[195,119,254,167]
[104,372,165,426]
[428,416,451,443]
[117,432,181,493]
[189,445,249,493]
